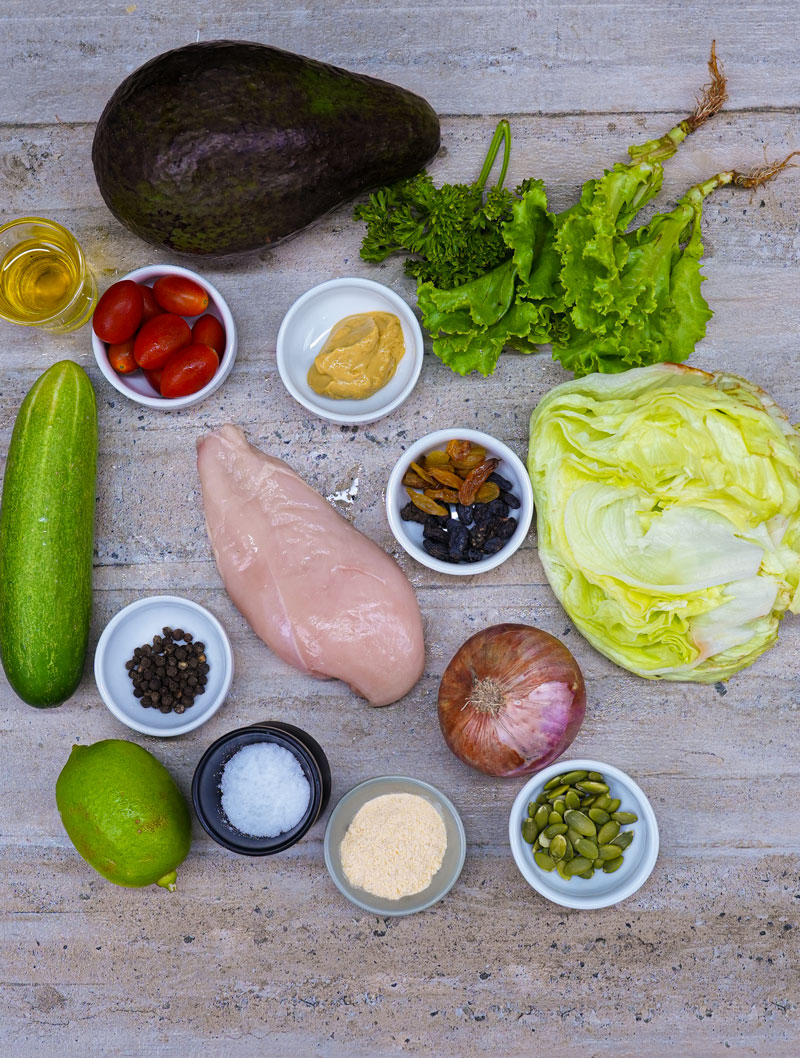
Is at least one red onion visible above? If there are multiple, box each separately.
[437,623,586,777]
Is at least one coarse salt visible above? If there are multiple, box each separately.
[220,742,311,838]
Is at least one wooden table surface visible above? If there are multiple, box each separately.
[2,3,799,1056]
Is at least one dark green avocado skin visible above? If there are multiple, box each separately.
[92,40,441,257]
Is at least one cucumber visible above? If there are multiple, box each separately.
[0,362,98,707]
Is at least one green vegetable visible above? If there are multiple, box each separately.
[93,41,440,257]
[0,362,97,706]
[358,45,797,378]
[528,363,800,682]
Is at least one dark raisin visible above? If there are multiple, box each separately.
[464,548,484,562]
[132,687,144,698]
[495,517,517,540]
[469,525,490,549]
[400,502,427,525]
[423,522,448,544]
[487,498,509,519]
[448,520,469,558]
[500,490,521,510]
[424,514,450,532]
[423,540,451,562]
[488,471,514,492]
[456,503,474,525]
[482,536,507,555]
[472,503,492,527]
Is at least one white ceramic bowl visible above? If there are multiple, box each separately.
[94,595,234,737]
[324,776,466,916]
[386,428,534,576]
[275,277,424,424]
[509,759,660,910]
[91,264,238,410]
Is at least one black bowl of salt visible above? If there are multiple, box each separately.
[192,721,331,855]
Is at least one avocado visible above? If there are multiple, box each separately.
[92,41,441,257]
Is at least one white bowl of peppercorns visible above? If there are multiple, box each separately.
[94,595,234,737]
[385,428,534,576]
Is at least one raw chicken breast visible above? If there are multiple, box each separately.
[197,424,425,706]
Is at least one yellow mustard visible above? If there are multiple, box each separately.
[307,312,405,400]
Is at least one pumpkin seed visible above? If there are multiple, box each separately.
[543,823,568,839]
[597,821,621,844]
[534,850,555,871]
[576,780,609,795]
[574,837,599,860]
[559,770,589,785]
[563,810,596,837]
[550,834,567,861]
[598,844,623,861]
[544,775,565,790]
[527,767,639,882]
[564,856,593,876]
[555,858,571,881]
[612,811,638,825]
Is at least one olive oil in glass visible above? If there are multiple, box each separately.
[0,218,97,332]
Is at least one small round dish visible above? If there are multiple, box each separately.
[192,722,331,855]
[386,427,534,576]
[276,277,424,425]
[94,595,234,737]
[509,758,660,910]
[324,775,466,916]
[91,263,237,410]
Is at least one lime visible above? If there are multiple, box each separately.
[55,739,192,890]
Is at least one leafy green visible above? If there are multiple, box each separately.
[354,119,520,290]
[352,47,788,378]
[527,365,800,681]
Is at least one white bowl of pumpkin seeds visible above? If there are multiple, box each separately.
[508,759,659,909]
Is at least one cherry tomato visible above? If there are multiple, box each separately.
[143,368,163,395]
[160,343,219,399]
[92,280,143,343]
[139,284,164,325]
[152,275,209,316]
[191,314,226,355]
[133,313,192,370]
[107,337,137,375]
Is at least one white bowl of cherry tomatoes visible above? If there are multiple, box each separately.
[91,264,237,409]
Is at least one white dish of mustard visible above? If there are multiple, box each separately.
[276,277,425,425]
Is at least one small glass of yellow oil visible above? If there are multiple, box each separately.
[0,217,97,333]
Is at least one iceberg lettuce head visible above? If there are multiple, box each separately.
[527,363,800,681]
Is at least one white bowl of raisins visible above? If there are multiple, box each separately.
[385,429,534,576]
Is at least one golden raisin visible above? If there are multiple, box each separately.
[474,481,500,503]
[458,457,500,505]
[408,490,449,516]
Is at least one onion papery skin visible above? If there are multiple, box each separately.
[437,623,586,777]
